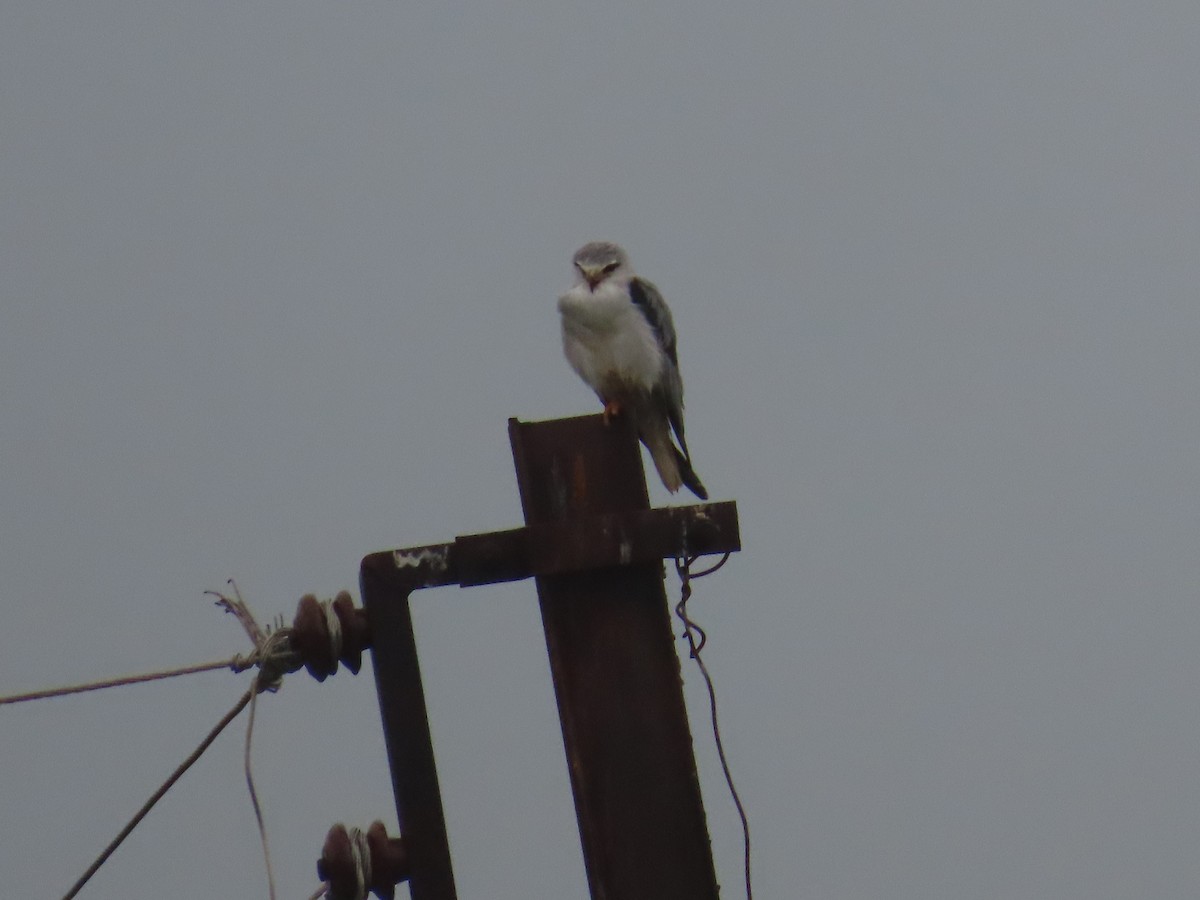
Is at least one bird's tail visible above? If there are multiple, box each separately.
[675,447,709,500]
[645,430,709,500]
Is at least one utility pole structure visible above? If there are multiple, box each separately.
[360,414,741,900]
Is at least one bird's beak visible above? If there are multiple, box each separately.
[580,266,603,290]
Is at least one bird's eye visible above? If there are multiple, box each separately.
[602,262,619,274]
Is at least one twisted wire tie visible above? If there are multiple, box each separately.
[673,551,751,900]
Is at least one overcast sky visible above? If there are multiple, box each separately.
[3,2,1200,898]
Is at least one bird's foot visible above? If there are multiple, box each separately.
[602,400,623,425]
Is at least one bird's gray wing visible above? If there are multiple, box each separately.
[629,277,691,458]
[628,277,678,366]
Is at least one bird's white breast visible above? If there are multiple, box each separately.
[558,281,664,397]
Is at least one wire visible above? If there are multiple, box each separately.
[61,687,255,899]
[58,583,316,898]
[675,553,751,900]
[244,680,277,900]
[0,658,250,706]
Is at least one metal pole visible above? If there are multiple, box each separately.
[509,414,721,900]
[361,545,459,900]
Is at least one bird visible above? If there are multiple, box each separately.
[558,241,708,500]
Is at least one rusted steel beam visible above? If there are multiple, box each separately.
[509,414,722,900]
[360,544,458,900]
[454,501,740,586]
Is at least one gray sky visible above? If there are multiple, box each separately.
[3,1,1200,897]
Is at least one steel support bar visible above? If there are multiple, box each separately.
[361,545,459,900]
[454,501,739,587]
[509,414,723,900]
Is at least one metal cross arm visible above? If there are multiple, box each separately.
[363,501,738,591]
[360,414,741,900]
[455,501,739,586]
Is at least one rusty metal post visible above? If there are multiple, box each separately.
[361,545,459,900]
[509,414,721,900]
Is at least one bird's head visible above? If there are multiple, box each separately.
[572,241,631,291]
